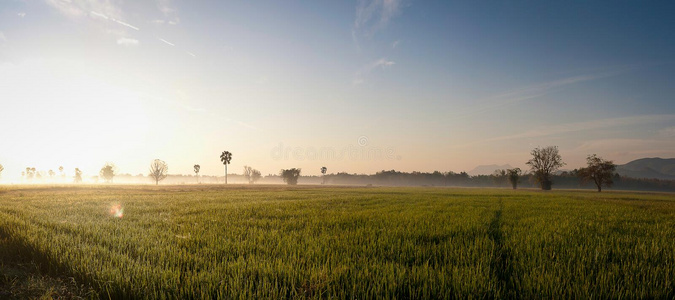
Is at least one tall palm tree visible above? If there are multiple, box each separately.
[194,164,201,183]
[220,151,232,184]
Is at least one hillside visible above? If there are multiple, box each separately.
[616,158,675,180]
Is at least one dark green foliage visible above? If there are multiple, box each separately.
[280,168,301,185]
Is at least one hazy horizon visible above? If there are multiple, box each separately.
[2,1,675,180]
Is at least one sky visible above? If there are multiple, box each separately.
[1,0,675,180]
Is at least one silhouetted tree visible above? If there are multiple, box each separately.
[321,166,327,184]
[280,168,301,185]
[99,163,117,183]
[220,151,232,184]
[578,154,616,192]
[526,146,565,190]
[507,168,522,189]
[194,164,200,183]
[243,166,262,184]
[149,159,168,185]
[48,169,55,179]
[492,169,507,186]
[25,167,35,180]
[0,164,3,179]
[74,168,83,183]
[59,166,65,179]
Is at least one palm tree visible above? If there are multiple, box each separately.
[321,167,327,184]
[220,151,232,184]
[194,164,201,183]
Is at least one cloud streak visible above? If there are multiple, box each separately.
[352,0,403,51]
[487,114,675,143]
[353,0,401,37]
[90,11,139,30]
[117,37,139,46]
[158,38,175,46]
[452,69,630,119]
[353,58,395,85]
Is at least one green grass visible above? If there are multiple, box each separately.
[0,185,674,298]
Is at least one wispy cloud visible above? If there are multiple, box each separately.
[155,0,180,25]
[353,58,395,85]
[186,51,196,57]
[453,70,629,119]
[352,0,403,50]
[575,138,675,160]
[116,37,139,46]
[158,38,174,46]
[659,126,675,138]
[488,114,675,142]
[46,0,122,20]
[18,12,26,17]
[392,40,400,48]
[354,0,401,36]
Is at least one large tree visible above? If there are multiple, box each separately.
[100,163,117,183]
[149,159,169,185]
[194,164,200,183]
[220,151,232,184]
[280,168,301,185]
[578,154,616,192]
[526,146,565,190]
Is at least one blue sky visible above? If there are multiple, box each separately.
[1,0,674,179]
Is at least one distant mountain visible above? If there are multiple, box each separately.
[616,158,675,180]
[468,164,513,176]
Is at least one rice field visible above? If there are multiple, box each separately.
[0,185,674,298]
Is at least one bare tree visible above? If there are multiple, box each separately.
[194,164,200,183]
[99,163,118,183]
[220,151,232,184]
[243,166,262,184]
[280,168,301,185]
[526,146,565,190]
[321,166,327,184]
[578,154,616,192]
[149,159,169,185]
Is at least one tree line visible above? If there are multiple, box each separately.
[1,146,670,191]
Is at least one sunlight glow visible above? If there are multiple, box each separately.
[109,203,124,218]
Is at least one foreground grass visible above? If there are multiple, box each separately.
[0,185,673,298]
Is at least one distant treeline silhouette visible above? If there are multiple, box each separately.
[321,170,675,192]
